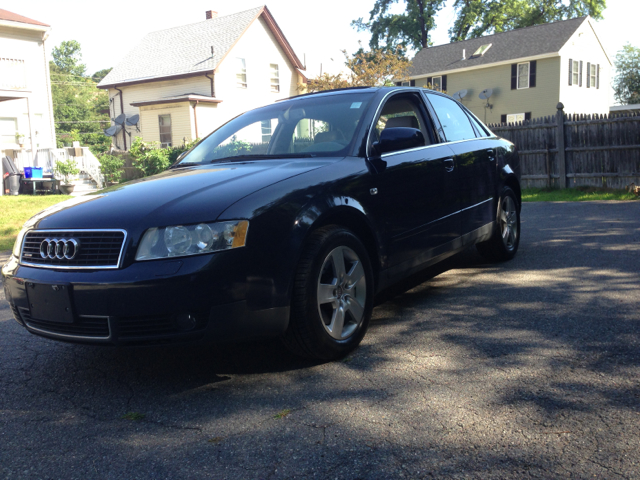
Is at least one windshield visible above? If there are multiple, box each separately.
[178,92,375,165]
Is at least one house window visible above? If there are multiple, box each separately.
[159,115,172,146]
[270,64,279,92]
[589,63,596,88]
[572,60,579,85]
[507,113,525,123]
[431,76,442,91]
[236,58,247,88]
[517,62,529,89]
[401,81,410,86]
[261,119,272,143]
[0,117,18,144]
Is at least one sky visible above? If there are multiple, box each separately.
[14,0,640,83]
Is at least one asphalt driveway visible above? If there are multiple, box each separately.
[1,201,639,479]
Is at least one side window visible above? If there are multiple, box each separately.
[467,111,491,137]
[371,93,431,153]
[426,94,477,142]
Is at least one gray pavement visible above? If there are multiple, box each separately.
[1,201,639,479]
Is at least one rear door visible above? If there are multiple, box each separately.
[424,93,496,235]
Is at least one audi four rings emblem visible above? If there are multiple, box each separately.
[40,238,80,260]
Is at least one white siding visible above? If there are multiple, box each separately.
[138,102,194,146]
[558,18,611,115]
[0,25,55,156]
[210,17,300,133]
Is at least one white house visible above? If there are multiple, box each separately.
[0,9,56,160]
[98,6,306,151]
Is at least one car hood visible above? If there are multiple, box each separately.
[27,159,335,231]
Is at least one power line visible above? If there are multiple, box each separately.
[55,120,110,123]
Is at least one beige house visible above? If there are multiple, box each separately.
[404,16,611,124]
[0,9,55,159]
[98,6,306,151]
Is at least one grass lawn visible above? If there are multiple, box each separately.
[0,195,72,251]
[522,187,637,202]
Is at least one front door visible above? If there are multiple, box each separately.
[364,92,460,271]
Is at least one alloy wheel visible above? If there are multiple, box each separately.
[316,246,367,340]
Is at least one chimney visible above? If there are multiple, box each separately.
[206,10,218,20]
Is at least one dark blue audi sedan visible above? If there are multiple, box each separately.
[2,87,521,360]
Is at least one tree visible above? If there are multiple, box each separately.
[449,0,606,42]
[51,40,86,77]
[49,41,112,154]
[352,0,446,50]
[305,46,411,92]
[613,44,640,105]
[91,68,113,83]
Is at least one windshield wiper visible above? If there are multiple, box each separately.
[169,162,201,169]
[208,153,317,163]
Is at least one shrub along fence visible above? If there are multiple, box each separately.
[488,103,640,189]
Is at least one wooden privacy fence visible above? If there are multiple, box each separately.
[488,103,640,189]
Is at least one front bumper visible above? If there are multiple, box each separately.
[2,251,289,346]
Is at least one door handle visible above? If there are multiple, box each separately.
[444,158,454,172]
[487,149,496,160]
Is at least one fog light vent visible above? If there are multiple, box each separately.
[175,313,197,331]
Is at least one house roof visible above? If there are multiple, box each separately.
[130,94,224,107]
[410,16,587,77]
[0,9,49,27]
[98,6,304,89]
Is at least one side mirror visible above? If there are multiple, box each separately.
[376,127,425,156]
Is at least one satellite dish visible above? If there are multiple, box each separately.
[452,89,468,101]
[104,124,123,136]
[479,88,493,100]
[114,113,126,125]
[125,114,139,126]
[104,125,118,136]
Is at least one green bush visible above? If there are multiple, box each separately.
[54,158,80,184]
[98,154,125,184]
[129,137,171,177]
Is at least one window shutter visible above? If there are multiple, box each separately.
[511,64,517,90]
[568,58,573,85]
[529,61,536,88]
[586,62,591,88]
[410,79,415,86]
[525,112,532,121]
[395,81,401,86]
[442,75,447,92]
[501,114,507,124]
[579,60,583,86]
[597,64,600,89]
[426,77,432,88]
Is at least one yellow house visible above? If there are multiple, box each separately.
[97,6,306,150]
[402,16,611,124]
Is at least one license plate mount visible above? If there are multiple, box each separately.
[26,282,74,323]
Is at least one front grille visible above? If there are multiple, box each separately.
[21,230,126,269]
[20,308,110,338]
[117,314,207,339]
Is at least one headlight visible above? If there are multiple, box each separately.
[12,227,29,258]
[135,220,249,261]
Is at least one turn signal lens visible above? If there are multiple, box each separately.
[135,220,249,261]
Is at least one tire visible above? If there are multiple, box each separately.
[476,186,520,262]
[283,225,374,360]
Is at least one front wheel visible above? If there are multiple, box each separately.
[283,226,374,360]
[476,187,520,262]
